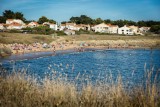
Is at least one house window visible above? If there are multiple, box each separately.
[122,30,124,31]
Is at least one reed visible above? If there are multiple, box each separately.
[0,68,159,107]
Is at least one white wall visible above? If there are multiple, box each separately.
[50,24,58,30]
[118,25,133,35]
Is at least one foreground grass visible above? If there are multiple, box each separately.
[0,32,53,44]
[0,69,160,107]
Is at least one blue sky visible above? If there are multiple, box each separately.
[0,0,160,22]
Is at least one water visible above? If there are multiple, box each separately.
[1,49,160,87]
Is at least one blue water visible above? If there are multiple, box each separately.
[1,49,160,87]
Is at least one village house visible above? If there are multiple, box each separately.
[93,23,118,33]
[28,22,39,28]
[50,24,58,31]
[139,27,150,33]
[108,25,119,34]
[65,23,77,30]
[129,25,143,35]
[78,24,91,31]
[118,25,134,35]
[6,22,23,30]
[93,23,110,33]
[43,22,58,30]
[59,24,66,31]
[6,19,25,25]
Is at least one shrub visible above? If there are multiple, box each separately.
[0,47,12,56]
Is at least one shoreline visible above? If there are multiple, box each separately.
[0,46,159,62]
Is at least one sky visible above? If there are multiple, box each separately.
[0,0,160,23]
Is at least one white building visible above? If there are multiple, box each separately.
[28,22,39,28]
[78,24,91,31]
[118,25,134,35]
[59,24,66,31]
[0,24,4,30]
[65,23,77,30]
[6,19,25,25]
[93,23,110,33]
[139,27,150,33]
[109,25,119,34]
[50,24,58,30]
[7,22,23,29]
[93,23,118,33]
[43,22,58,30]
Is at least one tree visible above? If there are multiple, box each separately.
[15,12,26,21]
[69,15,93,24]
[38,16,49,24]
[3,10,15,19]
[70,16,80,24]
[104,19,112,24]
[150,25,160,34]
[137,21,147,27]
[94,18,104,24]
[0,16,6,23]
[49,19,56,24]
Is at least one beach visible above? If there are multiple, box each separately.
[0,33,160,56]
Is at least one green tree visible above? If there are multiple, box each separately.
[38,16,49,24]
[3,10,15,19]
[94,18,104,24]
[49,19,56,24]
[69,15,93,24]
[150,25,160,34]
[15,12,26,21]
[104,19,112,24]
[0,16,6,23]
[70,16,80,24]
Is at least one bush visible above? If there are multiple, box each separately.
[56,31,66,36]
[0,48,12,56]
[150,25,160,34]
[75,29,91,35]
[9,29,22,33]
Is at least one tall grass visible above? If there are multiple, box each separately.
[0,68,159,107]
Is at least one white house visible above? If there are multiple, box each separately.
[118,25,134,35]
[59,24,66,31]
[109,25,119,34]
[50,24,58,30]
[93,23,118,33]
[43,22,58,30]
[28,22,39,28]
[93,23,110,33]
[7,22,23,29]
[65,23,77,30]
[6,19,25,25]
[0,24,5,30]
[78,24,91,31]
[139,27,150,33]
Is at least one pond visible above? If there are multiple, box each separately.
[1,49,160,88]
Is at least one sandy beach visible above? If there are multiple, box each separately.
[0,33,160,56]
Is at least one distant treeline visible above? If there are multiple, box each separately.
[0,10,160,34]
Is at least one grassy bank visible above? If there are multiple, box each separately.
[0,69,159,107]
[0,32,53,44]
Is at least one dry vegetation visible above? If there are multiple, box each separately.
[0,32,53,44]
[0,69,159,107]
[63,34,160,41]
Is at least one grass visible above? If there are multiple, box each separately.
[0,32,53,44]
[0,68,159,107]
[63,34,160,41]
